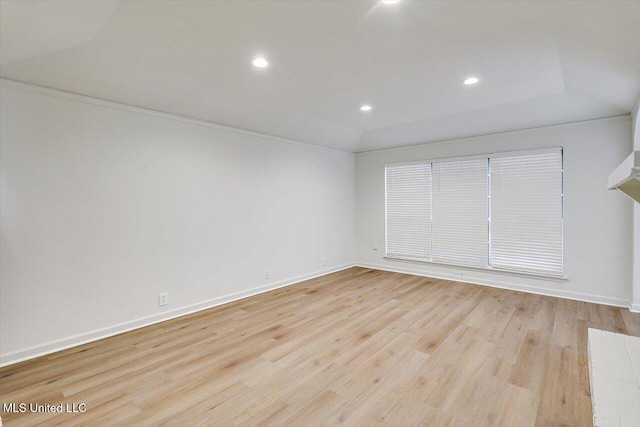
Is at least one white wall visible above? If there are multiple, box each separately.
[0,81,356,365]
[632,100,640,312]
[1,79,635,368]
[356,117,634,307]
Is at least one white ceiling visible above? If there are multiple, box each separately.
[1,0,639,152]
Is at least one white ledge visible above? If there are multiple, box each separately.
[608,151,640,202]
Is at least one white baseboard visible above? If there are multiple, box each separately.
[356,262,632,309]
[0,263,355,368]
[2,261,632,367]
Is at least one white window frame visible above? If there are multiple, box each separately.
[384,147,565,279]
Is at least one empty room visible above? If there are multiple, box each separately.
[1,0,640,426]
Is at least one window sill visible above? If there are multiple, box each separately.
[383,256,568,282]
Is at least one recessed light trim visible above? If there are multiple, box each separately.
[381,0,400,4]
[464,77,479,85]
[360,105,372,112]
[252,57,269,68]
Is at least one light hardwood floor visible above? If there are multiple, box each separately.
[1,267,639,426]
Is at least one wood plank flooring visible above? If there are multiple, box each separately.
[1,267,638,426]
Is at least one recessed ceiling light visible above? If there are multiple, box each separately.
[252,57,268,68]
[464,77,479,85]
[360,105,372,112]
[381,0,400,4]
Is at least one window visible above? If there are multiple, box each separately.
[385,163,432,261]
[490,149,563,275]
[432,158,488,268]
[384,147,563,277]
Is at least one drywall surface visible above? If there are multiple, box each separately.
[632,100,640,312]
[356,117,634,307]
[0,82,356,365]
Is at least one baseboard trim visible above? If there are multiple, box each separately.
[2,262,631,367]
[356,262,632,309]
[0,263,355,368]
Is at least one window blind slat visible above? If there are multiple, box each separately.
[385,164,432,261]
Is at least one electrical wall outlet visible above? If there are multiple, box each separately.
[159,292,168,307]
[373,243,378,251]
[321,257,326,266]
[265,271,270,280]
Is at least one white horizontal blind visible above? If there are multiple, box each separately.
[432,159,488,267]
[490,149,563,275]
[385,163,432,261]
